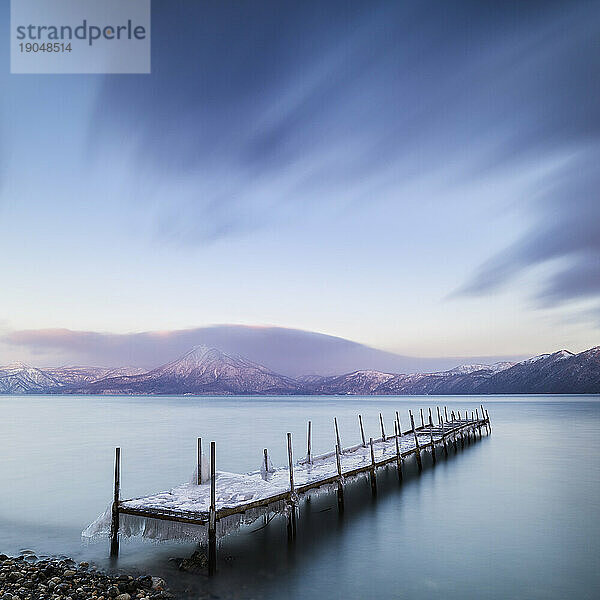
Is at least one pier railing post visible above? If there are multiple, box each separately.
[334,418,342,453]
[335,443,344,513]
[428,407,433,427]
[307,421,312,464]
[394,421,403,482]
[369,437,377,495]
[359,414,366,448]
[450,411,457,452]
[441,417,448,457]
[444,406,449,423]
[420,408,424,429]
[436,406,442,426]
[395,411,402,437]
[110,447,120,558]
[379,413,386,441]
[208,441,217,576]
[409,410,422,472]
[197,438,202,485]
[287,433,297,540]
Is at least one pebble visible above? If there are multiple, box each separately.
[0,555,173,600]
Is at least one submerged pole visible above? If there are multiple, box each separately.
[369,437,377,495]
[307,421,312,464]
[110,447,120,558]
[359,414,366,448]
[409,410,422,472]
[209,441,217,576]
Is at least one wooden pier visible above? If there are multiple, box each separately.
[98,405,491,574]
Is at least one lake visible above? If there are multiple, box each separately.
[1,395,599,599]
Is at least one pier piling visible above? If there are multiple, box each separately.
[110,447,120,558]
[335,443,344,513]
[359,414,366,448]
[197,438,203,485]
[209,442,216,575]
[369,437,377,495]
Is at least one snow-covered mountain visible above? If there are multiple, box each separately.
[0,363,62,394]
[74,346,300,395]
[305,370,397,395]
[1,346,599,395]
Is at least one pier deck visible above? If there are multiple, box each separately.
[84,406,491,574]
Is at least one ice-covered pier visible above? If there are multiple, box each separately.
[84,405,491,574]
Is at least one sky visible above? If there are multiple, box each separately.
[1,0,599,368]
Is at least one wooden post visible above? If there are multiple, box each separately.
[369,437,377,495]
[335,444,344,513]
[394,420,403,482]
[429,424,436,464]
[451,411,458,452]
[334,418,342,452]
[197,438,202,485]
[409,410,422,472]
[287,433,297,539]
[444,406,449,423]
[485,409,492,433]
[359,414,366,448]
[420,408,424,429]
[441,418,448,457]
[395,411,402,437]
[263,448,269,474]
[379,413,386,441]
[437,406,442,426]
[475,409,481,438]
[110,447,120,558]
[208,441,216,576]
[428,407,433,427]
[307,421,312,463]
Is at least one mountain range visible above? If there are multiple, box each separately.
[1,344,599,395]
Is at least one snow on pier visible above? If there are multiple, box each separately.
[84,406,491,573]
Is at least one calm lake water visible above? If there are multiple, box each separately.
[1,395,599,599]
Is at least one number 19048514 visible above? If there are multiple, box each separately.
[19,42,72,53]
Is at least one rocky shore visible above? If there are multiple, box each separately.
[0,554,173,600]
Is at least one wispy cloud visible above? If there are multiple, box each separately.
[86,1,598,246]
[456,152,600,315]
